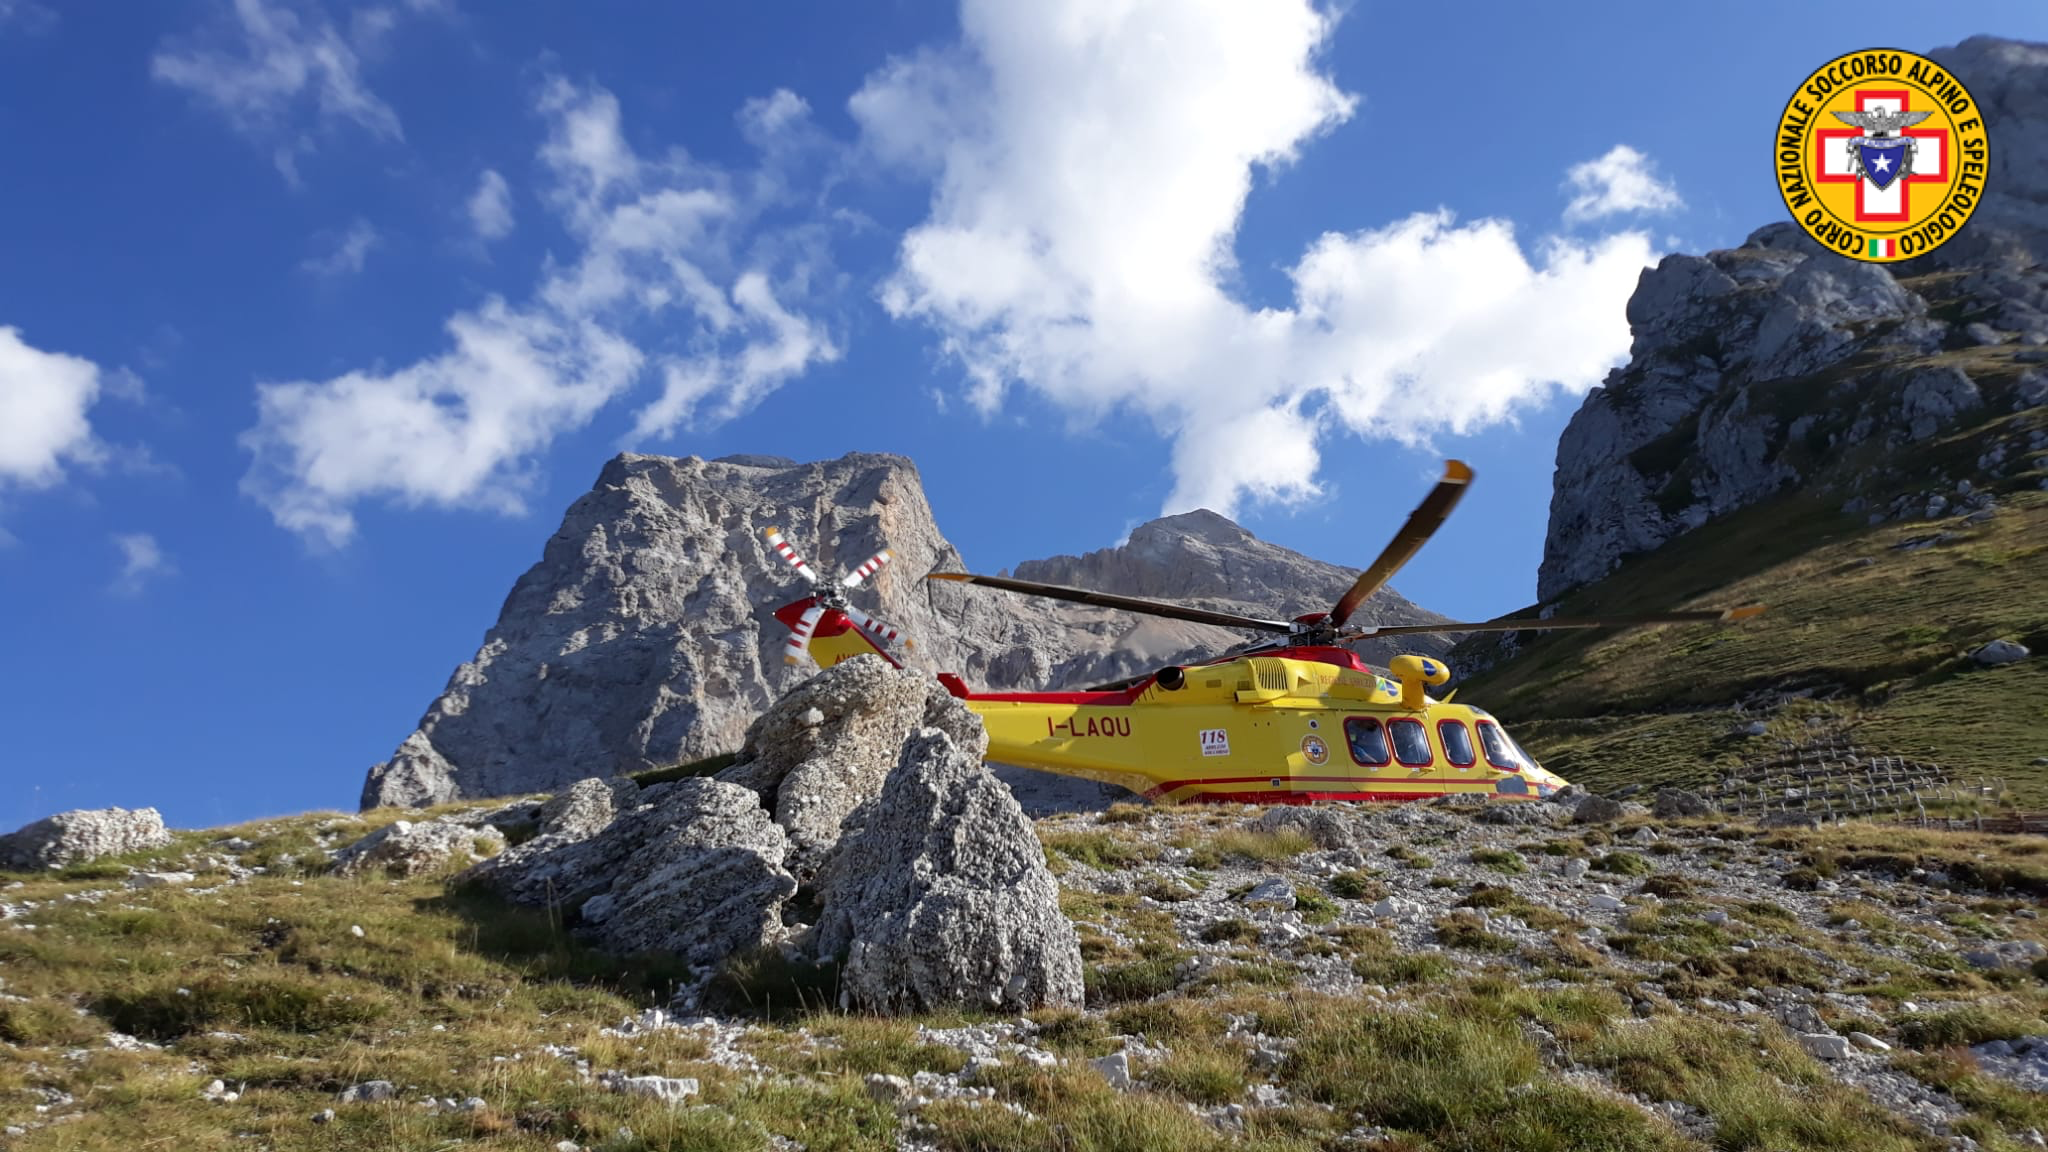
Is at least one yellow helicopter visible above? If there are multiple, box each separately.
[766,461,1763,805]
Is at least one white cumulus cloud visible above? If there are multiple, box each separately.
[300,218,380,276]
[152,0,409,181]
[468,168,514,241]
[241,77,839,546]
[110,533,173,596]
[0,325,104,489]
[1563,144,1683,223]
[860,0,1666,518]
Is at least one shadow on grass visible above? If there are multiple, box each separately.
[421,884,699,1002]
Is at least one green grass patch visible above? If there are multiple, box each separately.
[1327,868,1386,901]
[1595,851,1655,877]
[1471,848,1526,875]
[1175,827,1313,869]
[1896,1003,2048,1049]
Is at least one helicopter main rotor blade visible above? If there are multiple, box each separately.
[1342,604,1765,638]
[926,572,1298,634]
[1329,460,1474,629]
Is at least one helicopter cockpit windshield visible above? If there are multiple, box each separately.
[1475,717,1540,773]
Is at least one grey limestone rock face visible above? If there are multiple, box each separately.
[716,655,986,877]
[1536,37,2048,602]
[366,451,1451,808]
[814,728,1085,1014]
[463,776,796,968]
[0,807,172,871]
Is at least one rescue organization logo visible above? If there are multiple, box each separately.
[1776,48,1990,263]
[1301,734,1330,766]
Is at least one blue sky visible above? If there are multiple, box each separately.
[2,0,2041,831]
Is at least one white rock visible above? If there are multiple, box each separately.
[331,819,505,878]
[1799,1033,1852,1060]
[1850,1032,1891,1052]
[128,871,196,889]
[339,1080,396,1103]
[1090,1050,1133,1091]
[1704,909,1730,926]
[613,1075,698,1103]
[1241,876,1296,908]
[1370,897,1421,921]
[0,807,173,870]
[1589,894,1626,912]
[349,925,364,938]
[866,1074,913,1105]
[1561,858,1590,882]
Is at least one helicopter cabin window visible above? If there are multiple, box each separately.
[1388,718,1433,767]
[1438,720,1476,768]
[1475,721,1521,771]
[1344,717,1391,767]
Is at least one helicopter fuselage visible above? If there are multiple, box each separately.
[774,598,1568,805]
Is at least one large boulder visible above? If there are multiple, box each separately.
[814,728,1085,1014]
[1652,788,1712,821]
[462,776,796,968]
[716,656,987,875]
[332,819,505,878]
[463,776,646,908]
[0,807,172,871]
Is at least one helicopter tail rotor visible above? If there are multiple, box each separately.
[783,601,826,665]
[761,525,915,666]
[845,603,914,651]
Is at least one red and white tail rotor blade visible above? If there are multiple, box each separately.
[845,605,914,651]
[783,602,825,665]
[762,527,819,584]
[840,548,894,589]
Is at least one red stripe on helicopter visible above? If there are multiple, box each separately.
[1176,790,1464,805]
[1142,775,1453,799]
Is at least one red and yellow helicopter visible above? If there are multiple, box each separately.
[765,461,1762,805]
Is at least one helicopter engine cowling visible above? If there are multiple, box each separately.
[1388,653,1451,710]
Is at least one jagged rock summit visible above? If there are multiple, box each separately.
[365,452,1449,808]
[1539,37,2047,601]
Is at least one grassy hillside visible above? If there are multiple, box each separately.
[1453,484,2048,804]
[10,801,2048,1150]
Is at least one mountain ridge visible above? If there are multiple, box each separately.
[362,451,1452,808]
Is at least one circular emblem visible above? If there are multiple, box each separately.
[1300,734,1330,766]
[1775,48,1989,263]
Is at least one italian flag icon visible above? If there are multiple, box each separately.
[1867,236,1896,258]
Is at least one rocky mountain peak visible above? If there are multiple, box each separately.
[1537,36,2047,602]
[363,451,1454,808]
[1016,508,1443,632]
